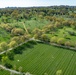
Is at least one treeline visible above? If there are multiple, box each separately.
[0,6,76,23]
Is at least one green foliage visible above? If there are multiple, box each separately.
[57,38,65,45]
[1,56,8,63]
[56,70,62,75]
[0,42,8,50]
[4,63,12,69]
[3,43,76,75]
[11,28,24,36]
[40,34,50,42]
[50,36,58,43]
[7,52,14,60]
[8,40,17,48]
[28,40,37,45]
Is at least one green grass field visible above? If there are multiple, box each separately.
[0,69,20,75]
[0,28,11,42]
[0,70,10,75]
[6,43,76,75]
[9,19,49,30]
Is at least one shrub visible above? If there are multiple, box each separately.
[28,40,37,45]
[57,38,65,45]
[4,63,12,69]
[7,52,14,60]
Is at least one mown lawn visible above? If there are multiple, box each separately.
[6,43,76,75]
[0,70,10,75]
[0,69,20,75]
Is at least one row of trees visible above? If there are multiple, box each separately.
[50,36,76,47]
[0,6,76,23]
[0,33,31,52]
[0,24,25,36]
[32,27,76,48]
[32,21,76,48]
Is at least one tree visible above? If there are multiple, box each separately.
[1,56,8,63]
[11,10,19,20]
[57,38,65,45]
[4,63,12,69]
[34,34,39,39]
[55,21,61,28]
[0,47,3,52]
[32,28,43,39]
[48,24,55,31]
[32,28,41,34]
[11,28,24,36]
[50,36,58,43]
[23,34,31,40]
[8,41,17,48]
[0,42,8,50]
[65,41,71,47]
[1,24,12,32]
[40,34,50,42]
[42,27,49,33]
[11,36,20,44]
[7,52,14,60]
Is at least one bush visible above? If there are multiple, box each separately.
[57,38,65,45]
[0,55,2,61]
[13,48,23,54]
[28,40,37,45]
[4,63,12,69]
[7,52,14,60]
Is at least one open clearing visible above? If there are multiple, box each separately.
[7,43,76,75]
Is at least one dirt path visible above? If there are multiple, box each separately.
[0,38,35,55]
[0,65,22,74]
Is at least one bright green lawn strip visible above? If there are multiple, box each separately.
[48,50,68,74]
[68,53,76,75]
[26,45,49,73]
[23,45,48,73]
[38,49,61,75]
[23,44,54,74]
[72,54,76,75]
[29,45,59,74]
[53,51,74,75]
[42,50,65,74]
[48,50,67,75]
[64,52,76,75]
[32,49,59,75]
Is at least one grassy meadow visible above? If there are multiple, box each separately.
[6,43,76,75]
